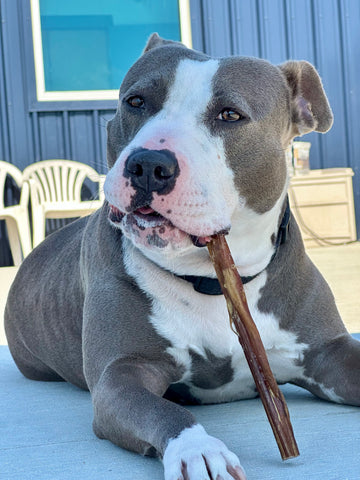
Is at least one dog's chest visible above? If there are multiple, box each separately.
[124,246,306,404]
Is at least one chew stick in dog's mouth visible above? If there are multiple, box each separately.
[207,234,299,461]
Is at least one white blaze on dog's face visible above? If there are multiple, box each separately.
[105,56,239,255]
[104,38,333,273]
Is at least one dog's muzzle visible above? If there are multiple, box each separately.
[124,148,180,196]
[106,146,231,250]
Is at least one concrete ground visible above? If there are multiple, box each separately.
[1,242,359,344]
[1,244,359,480]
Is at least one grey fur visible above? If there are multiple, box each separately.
[5,35,359,473]
[189,348,234,390]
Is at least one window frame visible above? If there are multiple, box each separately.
[29,0,192,107]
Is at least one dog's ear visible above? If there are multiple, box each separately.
[279,60,333,135]
[143,33,184,53]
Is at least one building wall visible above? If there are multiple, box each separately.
[0,0,359,265]
[0,0,116,173]
[0,0,116,264]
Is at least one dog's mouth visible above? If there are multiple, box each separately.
[108,204,212,248]
[109,205,170,229]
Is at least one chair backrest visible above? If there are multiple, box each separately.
[22,160,103,207]
[0,160,23,210]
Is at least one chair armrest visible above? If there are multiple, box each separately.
[99,175,106,203]
[26,178,41,209]
[19,180,30,208]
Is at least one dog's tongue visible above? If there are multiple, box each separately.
[136,206,156,215]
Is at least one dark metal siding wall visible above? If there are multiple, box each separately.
[0,0,114,173]
[0,0,116,264]
[29,110,113,174]
[0,0,359,265]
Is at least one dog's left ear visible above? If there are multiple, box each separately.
[279,61,333,135]
[143,33,185,53]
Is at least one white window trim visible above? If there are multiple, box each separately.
[30,0,192,102]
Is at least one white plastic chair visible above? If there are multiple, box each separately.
[23,160,105,247]
[0,161,32,265]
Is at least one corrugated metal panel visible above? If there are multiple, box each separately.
[29,110,111,174]
[0,0,116,174]
[190,0,360,236]
[1,0,33,170]
[339,0,360,179]
[0,10,10,162]
[0,0,115,264]
[0,0,14,265]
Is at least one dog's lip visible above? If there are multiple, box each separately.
[107,203,226,247]
[109,204,126,223]
[189,234,212,247]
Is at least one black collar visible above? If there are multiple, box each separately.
[176,196,291,295]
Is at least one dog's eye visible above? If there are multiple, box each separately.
[217,109,244,122]
[127,96,145,108]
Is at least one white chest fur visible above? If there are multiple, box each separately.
[123,239,307,403]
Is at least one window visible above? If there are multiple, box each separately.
[30,0,192,102]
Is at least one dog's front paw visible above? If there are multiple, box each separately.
[163,424,246,480]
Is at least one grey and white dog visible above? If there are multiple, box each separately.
[5,34,360,480]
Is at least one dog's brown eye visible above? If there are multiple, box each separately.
[127,96,144,108]
[217,109,243,122]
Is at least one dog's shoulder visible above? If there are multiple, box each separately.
[258,215,347,344]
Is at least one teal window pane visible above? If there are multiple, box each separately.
[39,0,181,92]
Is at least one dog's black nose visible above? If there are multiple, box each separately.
[125,148,179,195]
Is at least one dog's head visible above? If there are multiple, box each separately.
[104,34,332,263]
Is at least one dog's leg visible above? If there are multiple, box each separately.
[90,358,246,479]
[91,358,193,455]
[295,333,360,406]
[82,272,246,479]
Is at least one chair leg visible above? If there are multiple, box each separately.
[16,211,32,258]
[32,211,46,248]
[4,217,23,266]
